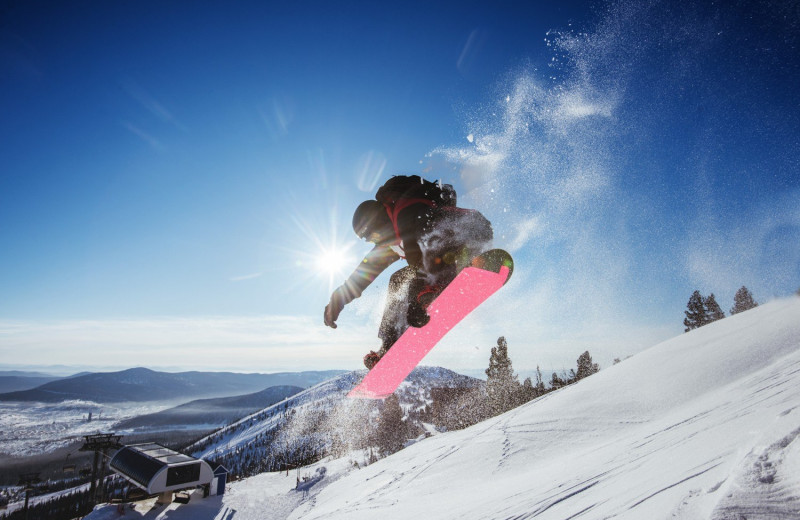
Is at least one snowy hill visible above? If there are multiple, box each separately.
[188,366,479,465]
[288,298,800,520]
[86,298,800,519]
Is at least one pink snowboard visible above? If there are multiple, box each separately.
[348,264,511,399]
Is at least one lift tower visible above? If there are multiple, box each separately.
[80,433,123,505]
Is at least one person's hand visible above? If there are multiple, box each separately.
[324,290,345,328]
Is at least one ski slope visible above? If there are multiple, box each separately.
[288,297,800,520]
[88,297,800,519]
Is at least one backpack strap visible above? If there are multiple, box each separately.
[383,198,437,258]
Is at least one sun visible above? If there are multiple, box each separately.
[284,202,362,295]
[315,246,353,277]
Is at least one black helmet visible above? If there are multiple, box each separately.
[352,200,391,242]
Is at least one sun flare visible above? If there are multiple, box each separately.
[315,246,353,277]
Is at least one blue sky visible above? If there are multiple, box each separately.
[1,0,798,375]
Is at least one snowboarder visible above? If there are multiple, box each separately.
[323,175,493,369]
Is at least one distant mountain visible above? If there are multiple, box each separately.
[0,365,85,377]
[115,385,304,430]
[64,372,94,378]
[0,370,59,378]
[0,374,62,393]
[0,368,347,403]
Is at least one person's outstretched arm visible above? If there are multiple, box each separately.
[324,245,400,328]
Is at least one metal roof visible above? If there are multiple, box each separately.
[109,443,197,488]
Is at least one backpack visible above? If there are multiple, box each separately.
[375,176,457,252]
[375,175,456,209]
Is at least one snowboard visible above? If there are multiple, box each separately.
[348,249,513,399]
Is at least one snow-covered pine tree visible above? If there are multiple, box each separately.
[684,290,709,332]
[730,286,758,315]
[376,394,405,456]
[485,336,522,415]
[534,365,546,395]
[549,371,566,390]
[704,293,725,323]
[575,351,600,381]
[522,377,536,401]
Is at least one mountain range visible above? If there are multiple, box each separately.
[0,368,347,403]
[0,373,62,393]
[114,385,304,430]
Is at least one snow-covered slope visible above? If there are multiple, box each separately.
[289,297,800,520]
[86,297,800,520]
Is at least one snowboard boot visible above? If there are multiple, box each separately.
[406,300,429,328]
[406,283,444,328]
[363,340,393,370]
[363,351,381,370]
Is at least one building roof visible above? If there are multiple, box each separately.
[110,443,197,488]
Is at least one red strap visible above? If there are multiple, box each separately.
[416,283,445,306]
[383,198,436,257]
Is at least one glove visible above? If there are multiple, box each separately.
[324,288,346,329]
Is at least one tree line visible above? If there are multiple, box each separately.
[683,286,758,331]
[418,337,601,432]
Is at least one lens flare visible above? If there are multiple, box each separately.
[315,246,353,278]
[284,203,362,299]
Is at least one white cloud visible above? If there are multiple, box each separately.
[0,315,373,372]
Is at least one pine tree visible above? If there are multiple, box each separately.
[485,337,521,415]
[534,365,546,395]
[574,351,600,381]
[683,290,708,332]
[704,293,725,323]
[522,377,536,402]
[730,286,758,315]
[376,394,405,456]
[549,371,565,390]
